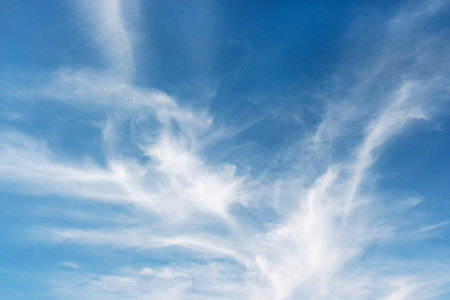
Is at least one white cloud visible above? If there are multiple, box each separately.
[60,262,80,269]
[380,281,417,300]
[75,0,138,78]
[1,0,450,299]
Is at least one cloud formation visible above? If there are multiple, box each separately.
[0,0,449,299]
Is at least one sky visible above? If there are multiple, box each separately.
[0,0,450,299]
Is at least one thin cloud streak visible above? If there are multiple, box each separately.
[60,262,79,270]
[75,0,137,78]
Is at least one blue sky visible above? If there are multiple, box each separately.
[1,0,450,299]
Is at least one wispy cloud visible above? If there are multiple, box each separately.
[60,262,79,270]
[75,0,138,78]
[0,0,449,299]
